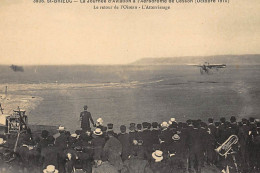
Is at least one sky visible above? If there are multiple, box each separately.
[0,0,259,65]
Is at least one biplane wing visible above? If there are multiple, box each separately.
[207,64,226,68]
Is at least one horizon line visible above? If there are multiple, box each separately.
[0,54,259,66]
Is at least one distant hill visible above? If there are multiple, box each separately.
[131,55,260,65]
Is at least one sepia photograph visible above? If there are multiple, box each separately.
[0,0,259,172]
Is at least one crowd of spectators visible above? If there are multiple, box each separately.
[0,106,260,173]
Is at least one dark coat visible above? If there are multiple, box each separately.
[129,131,137,145]
[37,138,48,152]
[150,160,171,173]
[92,135,106,160]
[55,133,68,150]
[141,130,152,148]
[150,129,160,145]
[40,145,59,168]
[80,110,94,130]
[103,136,123,171]
[208,123,217,138]
[118,133,130,161]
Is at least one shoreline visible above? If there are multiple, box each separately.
[0,93,43,115]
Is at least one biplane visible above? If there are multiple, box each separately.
[189,62,226,74]
[10,64,24,72]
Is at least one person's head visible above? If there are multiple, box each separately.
[96,118,103,125]
[160,121,169,129]
[133,139,138,145]
[220,117,226,124]
[152,122,158,129]
[200,122,207,129]
[215,122,220,127]
[107,123,113,130]
[57,126,65,133]
[136,124,142,131]
[193,120,200,129]
[142,122,148,129]
[41,130,49,139]
[93,128,103,136]
[152,150,163,162]
[186,119,192,126]
[84,105,88,110]
[249,117,255,124]
[129,123,136,131]
[120,125,126,133]
[147,123,151,130]
[242,118,248,125]
[230,116,236,123]
[208,118,214,124]
[47,136,55,145]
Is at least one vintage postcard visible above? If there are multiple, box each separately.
[0,0,259,172]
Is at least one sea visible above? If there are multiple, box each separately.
[0,65,259,132]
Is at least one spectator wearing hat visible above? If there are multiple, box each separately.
[205,125,217,166]
[218,117,229,144]
[208,118,217,139]
[129,123,137,146]
[118,125,130,161]
[55,126,68,151]
[80,105,95,132]
[188,120,205,173]
[168,118,177,125]
[80,130,93,147]
[37,130,49,152]
[107,123,118,138]
[150,150,170,173]
[103,131,123,171]
[159,122,171,153]
[168,134,185,172]
[136,124,143,143]
[96,118,106,132]
[141,122,153,160]
[75,145,92,173]
[151,122,160,149]
[130,139,146,160]
[92,128,106,161]
[68,133,79,149]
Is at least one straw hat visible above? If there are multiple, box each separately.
[93,128,103,136]
[57,126,65,131]
[169,118,176,125]
[71,133,77,138]
[43,165,58,173]
[152,150,163,162]
[172,134,180,141]
[161,121,169,128]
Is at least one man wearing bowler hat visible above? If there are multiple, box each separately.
[80,105,95,132]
